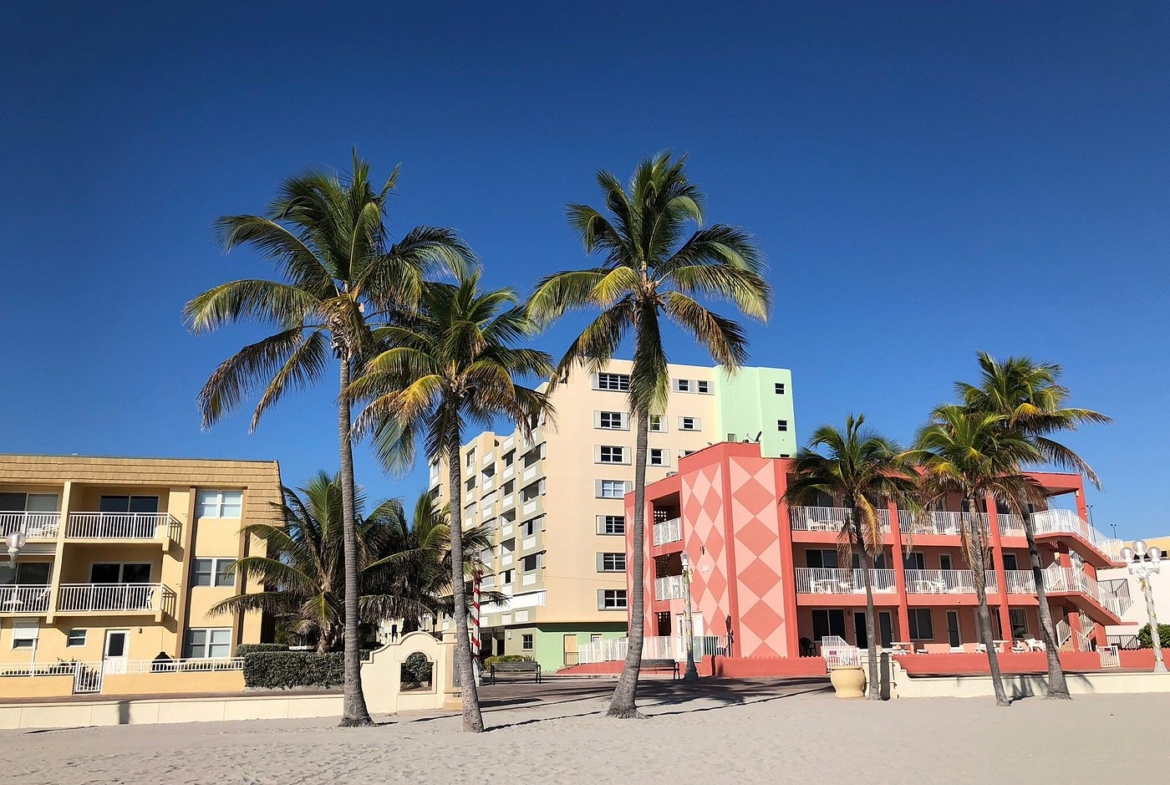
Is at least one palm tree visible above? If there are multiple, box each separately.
[212,473,498,651]
[913,406,1044,707]
[184,152,474,726]
[783,415,918,700]
[348,272,554,732]
[956,352,1111,700]
[527,152,771,718]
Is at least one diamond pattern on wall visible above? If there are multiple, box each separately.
[729,457,790,657]
[681,463,730,638]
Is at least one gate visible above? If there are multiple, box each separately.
[72,662,103,694]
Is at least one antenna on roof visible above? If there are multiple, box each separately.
[755,432,762,443]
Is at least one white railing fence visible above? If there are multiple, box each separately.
[655,575,686,601]
[1030,509,1122,561]
[653,517,682,545]
[57,583,169,613]
[898,511,989,537]
[576,635,728,665]
[794,567,896,594]
[905,569,979,594]
[66,512,178,540]
[1098,645,1121,669]
[0,512,61,538]
[820,635,861,668]
[0,585,52,613]
[790,506,890,532]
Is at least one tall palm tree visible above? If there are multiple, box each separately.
[184,152,474,726]
[956,352,1111,700]
[214,475,497,651]
[527,152,771,718]
[348,272,554,732]
[783,415,918,700]
[913,406,1044,707]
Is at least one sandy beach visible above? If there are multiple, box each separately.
[2,679,1165,785]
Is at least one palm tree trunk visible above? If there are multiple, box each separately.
[1022,512,1070,698]
[849,513,881,700]
[608,408,649,718]
[447,427,484,732]
[337,358,373,727]
[969,505,1009,707]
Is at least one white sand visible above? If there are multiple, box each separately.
[1,680,1164,785]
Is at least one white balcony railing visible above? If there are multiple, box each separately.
[789,506,890,532]
[576,635,729,665]
[521,573,537,586]
[500,553,514,568]
[898,511,989,537]
[56,583,173,614]
[905,569,980,594]
[66,512,179,541]
[794,567,896,594]
[1002,570,1037,593]
[655,575,686,601]
[653,517,682,546]
[1031,510,1122,561]
[0,512,61,539]
[996,514,1026,536]
[0,585,52,613]
[522,500,538,515]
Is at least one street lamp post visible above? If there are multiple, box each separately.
[1120,540,1166,674]
[679,552,699,682]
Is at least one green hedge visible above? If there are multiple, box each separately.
[401,652,433,685]
[484,654,534,667]
[1137,623,1170,649]
[243,652,343,689]
[236,644,290,657]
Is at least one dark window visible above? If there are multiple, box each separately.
[909,609,934,640]
[811,609,847,641]
[806,549,838,569]
[904,552,926,570]
[1003,554,1018,570]
[777,420,789,432]
[99,495,159,513]
[522,634,534,650]
[774,383,786,395]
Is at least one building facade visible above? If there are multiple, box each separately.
[0,454,282,692]
[431,361,796,670]
[1100,535,1170,645]
[631,441,1131,659]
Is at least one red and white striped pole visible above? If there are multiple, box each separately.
[471,570,482,684]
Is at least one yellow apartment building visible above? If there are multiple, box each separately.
[431,360,796,671]
[0,454,282,697]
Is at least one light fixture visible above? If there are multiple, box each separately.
[6,532,25,567]
[680,551,690,569]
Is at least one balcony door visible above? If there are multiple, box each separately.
[103,630,130,675]
[90,563,151,584]
[854,611,894,650]
[99,496,159,514]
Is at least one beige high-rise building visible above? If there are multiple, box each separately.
[431,360,796,670]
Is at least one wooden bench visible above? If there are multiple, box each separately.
[641,659,680,679]
[488,661,542,684]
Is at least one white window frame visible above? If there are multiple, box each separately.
[596,411,628,430]
[185,628,232,659]
[678,416,701,431]
[196,489,243,519]
[66,629,87,647]
[696,380,710,394]
[598,589,628,610]
[597,552,626,572]
[192,557,236,588]
[649,448,669,467]
[12,620,39,649]
[674,379,692,393]
[595,372,631,392]
[648,414,667,433]
[597,445,628,465]
[597,480,631,499]
[597,515,626,535]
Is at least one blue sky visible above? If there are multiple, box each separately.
[2,2,1167,538]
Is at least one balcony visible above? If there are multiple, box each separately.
[904,569,993,594]
[789,506,890,533]
[1042,566,1132,618]
[795,568,896,594]
[655,575,686,601]
[66,513,180,543]
[0,585,51,614]
[0,512,61,540]
[1031,509,1121,564]
[995,514,1026,536]
[898,511,988,537]
[653,518,682,546]
[56,583,175,615]
[1002,569,1037,593]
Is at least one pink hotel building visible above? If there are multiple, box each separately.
[627,441,1132,662]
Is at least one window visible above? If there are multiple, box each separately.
[67,629,87,647]
[598,515,625,535]
[674,379,692,392]
[648,415,666,432]
[501,569,513,584]
[774,382,786,395]
[521,553,541,572]
[678,416,700,431]
[12,620,38,650]
[597,411,627,430]
[196,490,243,519]
[522,634,534,650]
[777,419,789,432]
[100,495,159,514]
[192,558,235,587]
[908,609,934,640]
[599,589,628,609]
[598,446,627,464]
[90,563,151,584]
[598,553,626,572]
[597,480,629,499]
[595,372,630,391]
[185,628,232,659]
[806,549,839,569]
[1003,554,1018,570]
[1009,608,1029,638]
[0,493,59,513]
[903,551,926,570]
[649,449,669,467]
[811,609,847,641]
[521,517,542,537]
[697,380,709,394]
[2,562,51,585]
[466,450,475,467]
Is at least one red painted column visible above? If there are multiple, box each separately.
[985,494,1012,645]
[889,499,911,643]
[775,461,800,658]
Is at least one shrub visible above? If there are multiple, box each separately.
[243,651,343,689]
[484,654,535,667]
[235,643,290,657]
[401,652,433,686]
[1137,623,1170,649]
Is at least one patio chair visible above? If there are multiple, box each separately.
[799,637,817,657]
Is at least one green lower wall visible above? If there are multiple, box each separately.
[492,622,627,670]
